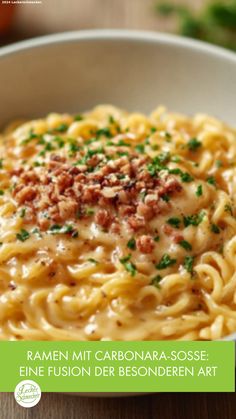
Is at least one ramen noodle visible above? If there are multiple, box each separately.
[0,105,236,341]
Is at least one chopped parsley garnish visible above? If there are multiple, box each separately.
[16,229,30,242]
[179,240,192,251]
[33,161,42,167]
[135,144,145,153]
[74,114,83,121]
[167,217,181,228]
[151,275,162,288]
[168,167,194,182]
[127,237,136,250]
[183,255,194,274]
[168,168,182,175]
[150,127,157,133]
[0,190,4,196]
[156,254,177,270]
[157,151,170,164]
[88,258,98,264]
[187,138,201,151]
[171,155,181,163]
[68,141,81,156]
[32,228,41,237]
[183,211,205,227]
[165,132,172,139]
[154,235,160,242]
[147,153,170,176]
[0,159,3,169]
[117,174,126,180]
[20,132,38,145]
[224,204,233,215]
[211,223,221,234]
[180,172,194,183]
[108,115,115,124]
[85,208,95,216]
[196,184,203,197]
[53,136,65,148]
[96,127,112,138]
[161,194,170,202]
[119,254,137,276]
[55,123,68,133]
[48,224,76,235]
[117,139,130,147]
[117,151,129,157]
[19,208,26,218]
[207,176,216,186]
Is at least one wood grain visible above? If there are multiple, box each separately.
[0,0,236,417]
[1,391,236,419]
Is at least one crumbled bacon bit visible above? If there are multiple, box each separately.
[136,235,155,254]
[95,209,113,228]
[137,202,154,220]
[11,147,182,238]
[58,200,78,221]
[14,186,37,204]
[128,215,146,231]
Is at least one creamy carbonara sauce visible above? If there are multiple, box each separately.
[0,105,236,341]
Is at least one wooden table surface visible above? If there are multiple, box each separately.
[0,0,236,417]
[1,391,236,419]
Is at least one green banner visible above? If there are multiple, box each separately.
[0,341,234,392]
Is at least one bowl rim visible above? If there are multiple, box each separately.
[0,29,236,342]
[0,28,236,64]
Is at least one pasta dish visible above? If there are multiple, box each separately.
[0,105,236,341]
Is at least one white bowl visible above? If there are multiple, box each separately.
[1,30,236,127]
[0,30,236,395]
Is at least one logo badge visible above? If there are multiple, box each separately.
[14,380,41,408]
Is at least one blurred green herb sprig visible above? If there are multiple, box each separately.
[155,1,236,51]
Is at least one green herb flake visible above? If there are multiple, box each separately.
[127,237,136,250]
[0,190,4,196]
[207,176,216,187]
[150,127,157,133]
[48,224,75,235]
[135,144,145,153]
[156,253,177,270]
[224,204,233,215]
[19,208,26,218]
[55,123,68,133]
[167,217,181,229]
[171,155,181,163]
[187,137,202,151]
[96,127,112,138]
[16,229,30,242]
[74,114,83,121]
[161,194,170,202]
[119,254,137,277]
[179,240,192,251]
[211,223,220,234]
[88,258,98,264]
[108,115,115,124]
[183,211,205,227]
[86,208,95,216]
[183,255,195,274]
[196,184,203,197]
[54,136,65,149]
[151,275,162,288]
[180,172,194,183]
